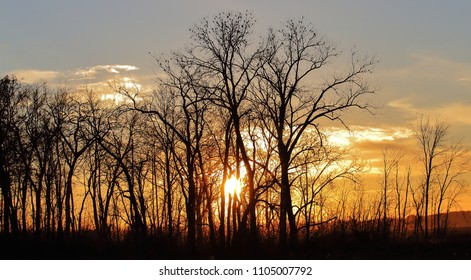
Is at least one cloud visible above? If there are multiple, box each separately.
[4,64,146,98]
[325,125,416,176]
[8,64,140,84]
[393,53,471,80]
[326,126,413,147]
[10,69,61,83]
[379,53,471,126]
[70,65,146,95]
[74,76,143,95]
[387,97,414,111]
[74,64,139,78]
[377,52,471,112]
[388,98,471,126]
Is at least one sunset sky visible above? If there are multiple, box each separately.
[2,1,471,206]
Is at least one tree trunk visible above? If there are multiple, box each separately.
[0,163,18,234]
[186,148,196,253]
[165,150,173,241]
[279,145,297,250]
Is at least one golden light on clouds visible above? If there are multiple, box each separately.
[326,126,413,147]
[122,76,142,90]
[388,98,471,126]
[7,64,142,89]
[5,64,146,108]
[324,126,415,176]
[75,64,139,78]
[11,69,60,83]
[100,93,127,103]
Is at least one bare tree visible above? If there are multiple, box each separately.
[394,165,412,238]
[185,11,264,241]
[255,18,376,249]
[81,93,122,238]
[412,116,448,239]
[293,136,360,243]
[379,147,401,238]
[24,84,57,236]
[118,55,210,252]
[145,93,178,241]
[95,107,146,234]
[0,76,22,234]
[434,140,468,237]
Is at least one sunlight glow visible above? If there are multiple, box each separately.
[122,77,142,90]
[326,126,413,147]
[225,176,242,198]
[75,64,139,77]
[327,132,352,147]
[100,93,126,103]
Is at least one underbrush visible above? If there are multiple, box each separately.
[1,231,470,259]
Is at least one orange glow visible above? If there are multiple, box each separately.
[225,175,242,198]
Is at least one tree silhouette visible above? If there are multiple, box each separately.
[255,18,376,249]
[0,76,21,234]
[186,11,264,243]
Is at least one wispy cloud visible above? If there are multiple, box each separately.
[375,52,471,129]
[70,64,143,92]
[378,52,471,105]
[10,69,61,83]
[392,52,471,80]
[6,64,145,94]
[387,97,414,111]
[74,64,139,78]
[388,98,471,126]
[325,125,416,175]
[326,126,413,147]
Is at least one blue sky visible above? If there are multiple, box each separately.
[1,0,471,133]
[2,1,470,68]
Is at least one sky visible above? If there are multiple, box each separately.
[2,0,471,206]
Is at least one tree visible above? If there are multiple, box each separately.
[184,12,267,243]
[96,107,146,234]
[255,18,376,249]
[0,76,21,234]
[145,92,178,241]
[54,90,95,237]
[23,83,56,236]
[293,135,360,243]
[119,54,210,252]
[379,147,401,238]
[412,116,448,239]
[83,93,121,238]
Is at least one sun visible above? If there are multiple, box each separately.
[225,175,242,198]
